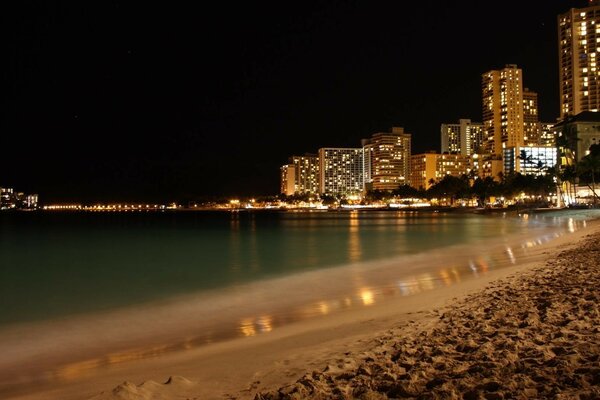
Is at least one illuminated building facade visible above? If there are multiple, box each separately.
[280,154,320,196]
[540,122,558,147]
[482,64,525,155]
[318,148,364,196]
[361,139,374,191]
[409,152,471,190]
[553,111,600,162]
[441,119,485,156]
[523,88,541,146]
[0,187,39,210]
[471,155,504,181]
[0,187,15,209]
[503,146,558,176]
[558,1,600,118]
[24,194,39,209]
[366,127,411,191]
[280,164,295,196]
[290,154,319,194]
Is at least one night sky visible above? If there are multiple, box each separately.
[3,1,590,202]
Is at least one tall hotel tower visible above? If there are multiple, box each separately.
[523,88,541,146]
[559,1,600,117]
[482,64,525,155]
[440,119,485,156]
[318,148,364,196]
[366,127,412,191]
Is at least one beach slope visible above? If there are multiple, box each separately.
[258,230,600,399]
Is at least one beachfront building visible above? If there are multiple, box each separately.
[503,146,558,176]
[523,88,541,146]
[441,119,485,156]
[290,154,320,194]
[280,164,296,196]
[558,1,600,118]
[318,147,364,196]
[280,154,320,196]
[540,122,558,147]
[471,154,504,181]
[0,187,38,210]
[23,194,38,209]
[361,139,374,192]
[553,111,600,163]
[363,127,411,191]
[482,64,525,155]
[0,187,15,209]
[409,152,471,190]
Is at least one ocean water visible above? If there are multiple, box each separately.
[0,208,599,395]
[0,209,595,327]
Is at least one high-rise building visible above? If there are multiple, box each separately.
[366,127,411,191]
[558,1,600,118]
[523,88,541,146]
[280,164,296,196]
[409,152,471,190]
[553,111,600,162]
[361,139,374,191]
[279,154,320,196]
[290,154,320,194]
[441,119,485,156]
[318,148,364,196]
[482,64,525,155]
[540,122,558,147]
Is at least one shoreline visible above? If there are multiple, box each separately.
[258,223,600,399]
[4,217,599,399]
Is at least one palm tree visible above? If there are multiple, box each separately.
[472,176,499,207]
[577,152,600,204]
[556,124,580,205]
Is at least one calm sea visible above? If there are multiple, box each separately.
[0,209,595,327]
[1,208,599,396]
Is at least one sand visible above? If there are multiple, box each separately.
[257,229,600,400]
[6,219,600,400]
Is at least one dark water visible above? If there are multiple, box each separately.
[0,209,593,326]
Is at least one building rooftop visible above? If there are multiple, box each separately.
[555,111,600,126]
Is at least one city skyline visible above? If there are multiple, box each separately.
[3,1,589,202]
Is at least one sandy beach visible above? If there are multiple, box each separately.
[258,223,600,400]
[5,217,600,400]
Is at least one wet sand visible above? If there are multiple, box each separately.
[258,225,600,399]
[4,218,600,399]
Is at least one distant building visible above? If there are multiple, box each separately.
[471,155,504,181]
[0,188,15,209]
[279,154,320,196]
[553,111,600,162]
[409,152,471,190]
[318,148,364,196]
[364,127,411,191]
[361,139,374,191]
[441,119,485,156]
[290,154,320,194]
[503,146,558,176]
[540,122,558,147]
[24,194,39,209]
[280,164,295,196]
[523,88,541,146]
[558,1,600,118]
[0,187,38,210]
[482,64,525,155]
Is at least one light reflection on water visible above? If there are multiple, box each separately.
[0,211,597,397]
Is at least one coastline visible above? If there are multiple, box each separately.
[5,216,599,400]
[258,221,600,399]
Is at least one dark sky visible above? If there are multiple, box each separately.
[2,1,589,202]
